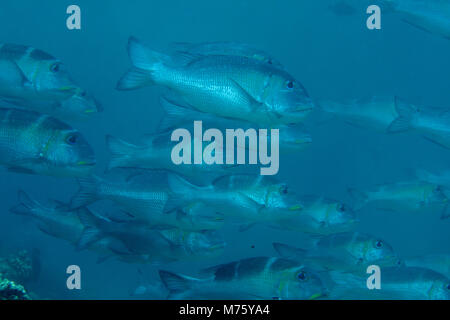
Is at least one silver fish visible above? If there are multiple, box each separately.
[117,37,314,126]
[159,257,327,300]
[0,108,95,177]
[273,232,401,272]
[0,43,100,118]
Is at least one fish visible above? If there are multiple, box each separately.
[157,97,312,153]
[0,43,99,118]
[159,257,327,300]
[167,173,303,226]
[318,96,406,132]
[272,196,359,235]
[10,190,85,244]
[70,171,172,222]
[329,266,450,300]
[8,190,172,264]
[348,180,450,218]
[70,171,224,230]
[0,108,95,177]
[404,254,450,278]
[381,0,450,40]
[388,98,450,149]
[273,232,401,272]
[76,208,226,263]
[106,130,246,186]
[56,90,102,120]
[168,41,284,68]
[117,37,314,126]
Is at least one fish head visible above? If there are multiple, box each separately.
[189,230,226,258]
[426,276,450,300]
[362,237,400,267]
[430,185,449,204]
[286,267,327,300]
[34,59,80,99]
[59,89,102,117]
[325,202,359,231]
[265,71,314,124]
[45,129,96,176]
[178,202,224,230]
[279,125,312,151]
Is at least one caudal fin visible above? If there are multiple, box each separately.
[70,176,101,209]
[387,97,416,133]
[158,97,201,131]
[10,190,43,217]
[75,207,105,250]
[159,270,198,299]
[116,37,168,90]
[106,135,143,170]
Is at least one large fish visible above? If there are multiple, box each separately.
[318,96,405,132]
[70,171,224,230]
[329,266,450,300]
[168,41,284,68]
[382,0,450,40]
[167,173,303,226]
[159,257,327,299]
[273,196,358,235]
[157,97,312,153]
[106,130,247,186]
[404,254,450,278]
[117,37,314,126]
[388,98,450,150]
[0,108,95,177]
[9,191,115,258]
[273,232,401,272]
[77,208,226,263]
[348,180,450,218]
[0,43,101,118]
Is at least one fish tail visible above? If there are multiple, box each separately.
[387,97,415,133]
[159,270,198,299]
[75,207,104,251]
[9,190,42,217]
[347,188,368,211]
[116,37,168,90]
[70,176,101,209]
[158,97,200,131]
[168,173,198,195]
[106,135,142,170]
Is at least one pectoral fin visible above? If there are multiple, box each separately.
[0,59,32,88]
[228,78,263,111]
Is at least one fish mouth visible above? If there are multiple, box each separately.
[76,160,96,167]
[309,291,327,300]
[293,137,313,145]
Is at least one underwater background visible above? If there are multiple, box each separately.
[0,0,449,299]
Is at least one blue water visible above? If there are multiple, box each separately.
[0,0,449,299]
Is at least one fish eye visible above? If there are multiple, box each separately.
[280,185,288,194]
[374,240,383,249]
[286,81,294,89]
[337,203,346,212]
[297,271,308,281]
[50,62,61,73]
[65,134,78,145]
[80,90,87,97]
